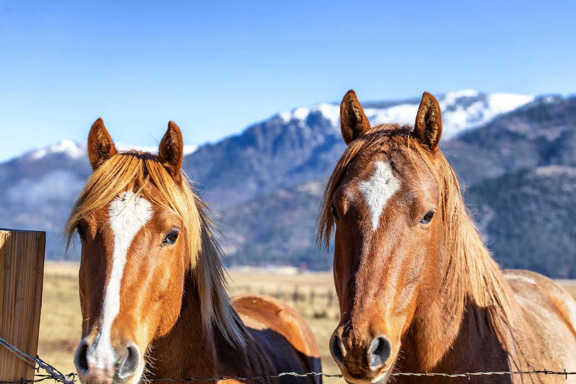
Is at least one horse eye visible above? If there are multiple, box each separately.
[162,229,180,246]
[420,209,436,225]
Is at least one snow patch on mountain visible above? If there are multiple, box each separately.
[24,140,197,161]
[28,140,84,160]
[117,144,198,155]
[279,104,341,127]
[276,90,534,140]
[366,104,418,129]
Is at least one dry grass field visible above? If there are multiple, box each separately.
[37,263,576,381]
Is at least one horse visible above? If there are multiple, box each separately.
[318,90,576,383]
[67,119,321,384]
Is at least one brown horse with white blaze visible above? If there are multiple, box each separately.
[319,90,576,383]
[68,119,321,384]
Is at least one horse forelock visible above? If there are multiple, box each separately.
[66,151,248,350]
[317,127,411,247]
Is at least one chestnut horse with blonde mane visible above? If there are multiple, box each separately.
[319,90,576,384]
[68,120,321,384]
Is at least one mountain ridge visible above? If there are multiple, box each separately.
[2,90,574,277]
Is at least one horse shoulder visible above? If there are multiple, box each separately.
[232,295,320,359]
[505,269,576,333]
[232,295,321,383]
[504,269,576,381]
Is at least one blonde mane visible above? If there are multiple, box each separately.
[318,128,520,359]
[66,151,247,349]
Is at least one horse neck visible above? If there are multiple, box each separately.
[401,300,515,375]
[402,173,517,371]
[148,272,220,379]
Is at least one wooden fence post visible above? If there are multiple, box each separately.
[0,229,46,381]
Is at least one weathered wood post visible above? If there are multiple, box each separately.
[0,229,46,381]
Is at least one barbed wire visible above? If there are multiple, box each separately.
[2,336,576,383]
[0,337,76,384]
[0,374,76,384]
[149,369,575,381]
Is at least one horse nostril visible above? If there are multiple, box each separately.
[117,342,140,380]
[74,339,89,374]
[368,336,391,369]
[330,334,345,365]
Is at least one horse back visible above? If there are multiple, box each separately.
[232,295,322,384]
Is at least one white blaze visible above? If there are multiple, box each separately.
[88,191,153,368]
[358,161,401,231]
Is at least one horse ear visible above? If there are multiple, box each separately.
[87,118,117,170]
[414,92,442,151]
[159,121,184,182]
[340,90,371,144]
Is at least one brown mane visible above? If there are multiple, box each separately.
[65,151,247,349]
[318,128,517,357]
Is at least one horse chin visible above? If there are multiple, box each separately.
[372,367,393,384]
[77,365,145,384]
[343,367,393,384]
[121,364,145,384]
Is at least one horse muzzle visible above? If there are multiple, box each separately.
[74,338,142,384]
[330,331,395,384]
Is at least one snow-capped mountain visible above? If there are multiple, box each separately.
[2,90,569,266]
[16,90,532,166]
[218,95,576,274]
[277,90,534,140]
[184,90,535,207]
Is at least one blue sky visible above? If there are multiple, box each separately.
[0,0,575,161]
